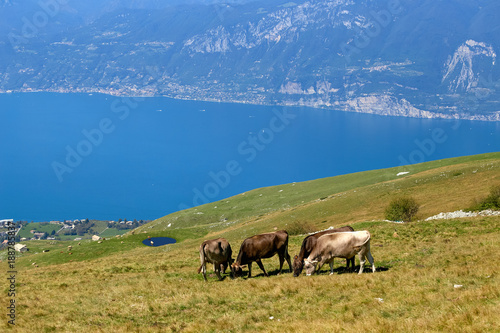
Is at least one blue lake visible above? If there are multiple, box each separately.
[142,237,177,247]
[1,92,499,221]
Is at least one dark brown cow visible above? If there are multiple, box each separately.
[232,230,292,278]
[292,226,355,277]
[197,238,234,281]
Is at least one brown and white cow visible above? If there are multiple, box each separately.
[231,230,292,278]
[292,226,355,277]
[303,231,375,276]
[197,238,234,281]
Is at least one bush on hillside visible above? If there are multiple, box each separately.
[286,220,317,236]
[385,196,420,222]
[466,184,500,211]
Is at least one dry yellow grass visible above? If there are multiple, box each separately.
[3,216,500,332]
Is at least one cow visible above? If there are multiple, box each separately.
[231,230,292,278]
[292,226,355,277]
[197,238,234,281]
[303,231,375,276]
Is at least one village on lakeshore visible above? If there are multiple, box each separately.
[0,218,150,251]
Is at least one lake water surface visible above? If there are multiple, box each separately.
[142,237,177,247]
[1,92,499,221]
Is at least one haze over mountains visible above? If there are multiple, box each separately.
[1,0,500,120]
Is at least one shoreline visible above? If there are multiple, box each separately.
[1,89,499,122]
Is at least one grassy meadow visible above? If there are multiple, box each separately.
[2,153,500,332]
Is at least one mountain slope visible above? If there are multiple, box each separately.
[136,152,500,239]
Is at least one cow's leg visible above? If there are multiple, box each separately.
[285,251,293,273]
[329,259,335,275]
[316,258,327,275]
[256,259,269,277]
[358,253,366,274]
[345,256,355,272]
[349,257,355,272]
[201,263,207,281]
[214,264,223,281]
[367,250,376,273]
[229,259,235,279]
[277,254,285,275]
[282,244,293,273]
[247,262,252,278]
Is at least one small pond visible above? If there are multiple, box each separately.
[142,237,176,247]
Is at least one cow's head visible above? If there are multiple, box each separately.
[292,255,303,277]
[231,263,246,278]
[303,258,318,276]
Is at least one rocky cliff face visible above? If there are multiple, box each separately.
[442,40,497,93]
[1,0,499,120]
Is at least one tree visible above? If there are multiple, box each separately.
[385,196,420,222]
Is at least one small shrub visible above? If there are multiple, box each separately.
[467,185,500,211]
[385,196,420,222]
[286,220,317,236]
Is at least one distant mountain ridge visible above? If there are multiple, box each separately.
[1,0,500,120]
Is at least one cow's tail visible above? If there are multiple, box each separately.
[198,244,206,274]
[359,231,371,246]
[284,234,291,259]
[283,231,293,271]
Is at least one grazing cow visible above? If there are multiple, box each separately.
[304,231,375,276]
[197,238,234,281]
[292,226,355,277]
[232,230,292,278]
